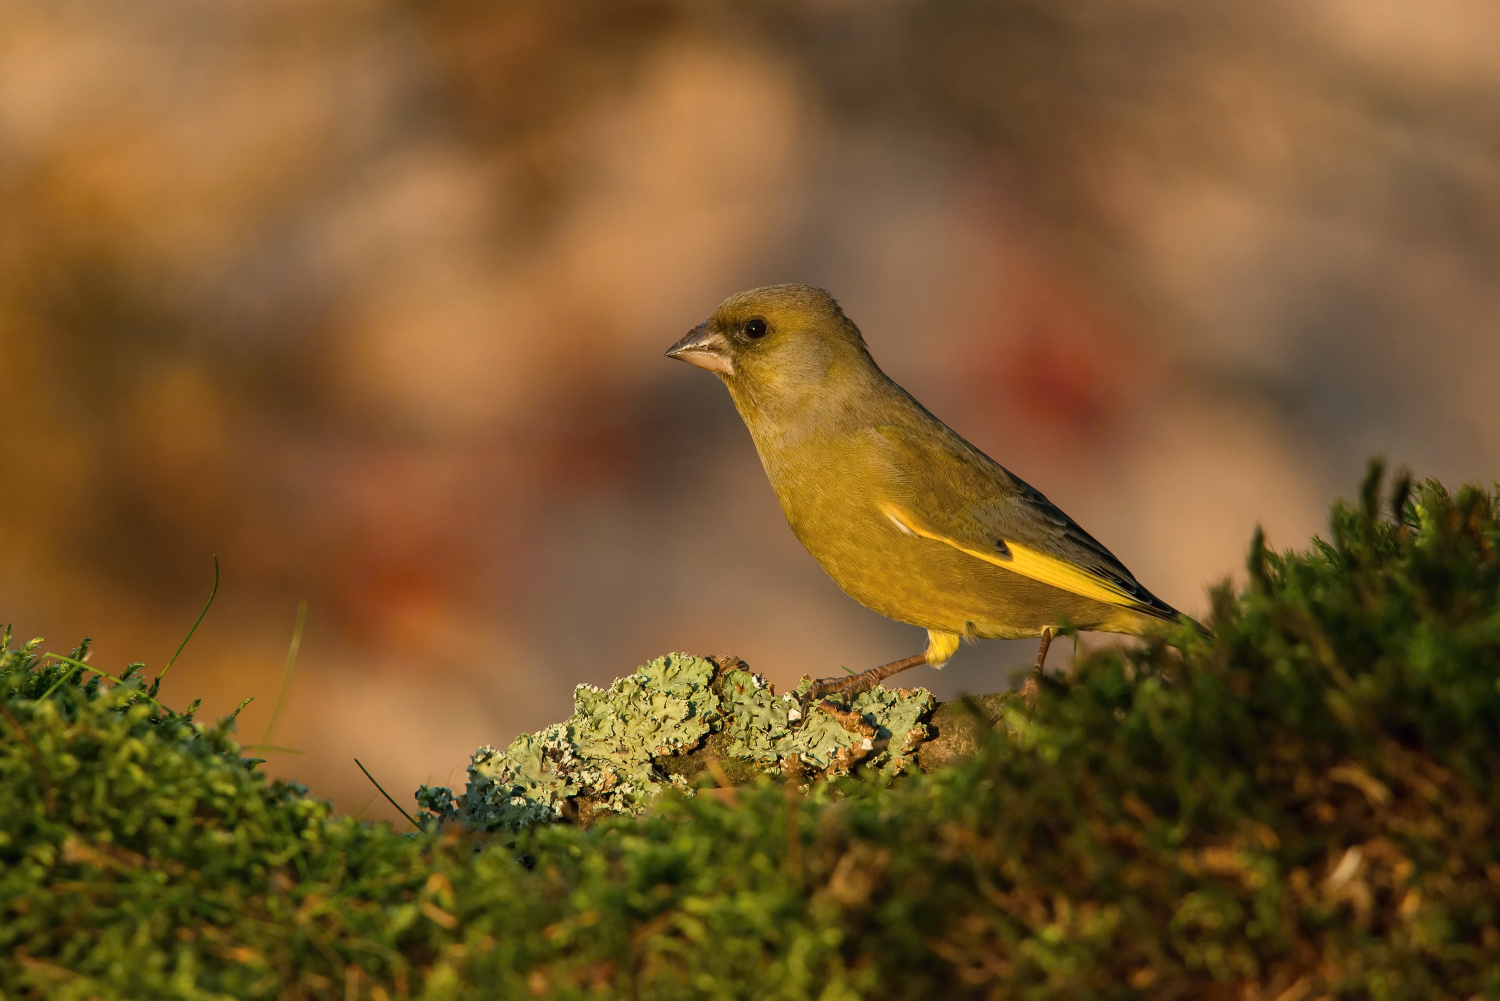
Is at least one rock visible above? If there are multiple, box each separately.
[916,693,1012,771]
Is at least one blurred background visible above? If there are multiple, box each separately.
[4,0,1499,820]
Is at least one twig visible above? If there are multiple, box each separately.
[355,758,419,830]
[783,755,804,886]
[704,756,734,789]
[815,700,876,739]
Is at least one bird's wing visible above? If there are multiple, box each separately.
[868,423,1179,619]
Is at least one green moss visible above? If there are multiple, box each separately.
[3,464,1500,999]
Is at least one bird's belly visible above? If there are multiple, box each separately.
[788,505,1131,639]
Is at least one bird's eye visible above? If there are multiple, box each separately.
[744,318,767,339]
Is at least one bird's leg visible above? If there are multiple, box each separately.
[1020,626,1054,716]
[808,630,959,699]
[808,652,927,699]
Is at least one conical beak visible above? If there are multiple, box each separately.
[666,322,734,376]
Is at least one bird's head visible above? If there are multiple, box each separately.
[666,284,875,413]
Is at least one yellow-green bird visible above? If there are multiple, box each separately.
[666,283,1189,696]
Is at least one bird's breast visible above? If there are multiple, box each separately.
[760,435,936,619]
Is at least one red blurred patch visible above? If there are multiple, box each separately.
[1005,329,1118,435]
[961,258,1152,449]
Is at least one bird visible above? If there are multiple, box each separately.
[666,283,1191,700]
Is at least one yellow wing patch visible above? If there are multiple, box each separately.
[880,502,1146,610]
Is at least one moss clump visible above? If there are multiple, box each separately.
[3,464,1499,999]
[418,654,937,832]
[0,640,441,1000]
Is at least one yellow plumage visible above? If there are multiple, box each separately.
[879,502,1148,610]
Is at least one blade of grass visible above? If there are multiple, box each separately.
[355,758,419,830]
[351,793,379,822]
[34,661,84,704]
[155,556,220,687]
[254,600,306,753]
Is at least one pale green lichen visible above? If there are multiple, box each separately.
[714,668,795,760]
[419,653,937,832]
[419,653,721,831]
[719,670,933,775]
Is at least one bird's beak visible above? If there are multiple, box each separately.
[666,322,734,376]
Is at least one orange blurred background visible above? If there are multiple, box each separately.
[4,0,1499,820]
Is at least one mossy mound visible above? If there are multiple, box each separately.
[3,465,1499,999]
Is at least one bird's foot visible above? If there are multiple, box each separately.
[807,652,928,700]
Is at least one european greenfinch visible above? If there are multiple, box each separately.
[667,283,1189,696]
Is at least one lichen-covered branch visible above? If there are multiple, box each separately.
[417,653,946,831]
